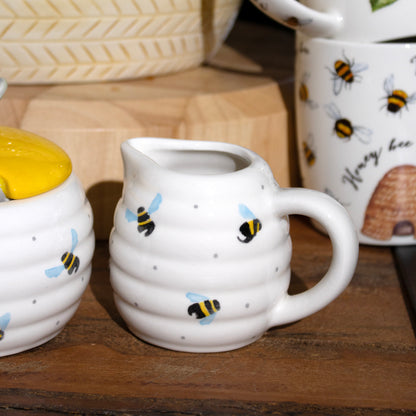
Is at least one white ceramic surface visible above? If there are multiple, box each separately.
[295,33,416,245]
[0,173,94,356]
[0,78,6,99]
[250,0,416,42]
[109,138,358,353]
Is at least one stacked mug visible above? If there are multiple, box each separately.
[250,0,416,245]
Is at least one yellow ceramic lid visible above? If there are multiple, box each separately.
[0,126,72,199]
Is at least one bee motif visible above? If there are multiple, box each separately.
[45,229,80,278]
[327,53,368,96]
[325,102,372,144]
[382,74,416,114]
[299,73,318,109]
[302,135,316,166]
[186,292,220,325]
[125,193,162,237]
[284,16,313,28]
[238,204,262,243]
[0,312,11,341]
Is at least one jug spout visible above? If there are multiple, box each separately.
[120,137,276,202]
[121,138,161,184]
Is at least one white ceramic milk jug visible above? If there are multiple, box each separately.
[109,138,358,353]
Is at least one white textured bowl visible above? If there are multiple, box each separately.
[0,0,242,84]
[0,173,94,356]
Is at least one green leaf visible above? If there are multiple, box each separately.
[370,0,399,12]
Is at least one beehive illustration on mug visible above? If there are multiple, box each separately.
[361,165,416,240]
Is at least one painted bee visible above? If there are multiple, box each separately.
[382,74,416,114]
[325,102,372,144]
[238,204,262,243]
[186,292,220,325]
[125,193,162,237]
[302,135,316,166]
[0,312,11,341]
[45,229,80,278]
[284,16,313,28]
[299,73,318,109]
[328,53,368,96]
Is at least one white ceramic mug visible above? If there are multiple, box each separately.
[250,0,416,42]
[295,33,416,245]
[109,138,358,353]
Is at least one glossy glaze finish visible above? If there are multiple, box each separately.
[250,0,414,42]
[0,173,94,356]
[295,34,416,245]
[110,138,358,352]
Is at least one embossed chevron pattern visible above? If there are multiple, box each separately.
[0,0,241,84]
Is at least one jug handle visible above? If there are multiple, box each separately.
[270,188,358,327]
[249,0,343,39]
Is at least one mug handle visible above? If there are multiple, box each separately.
[249,0,343,38]
[270,188,358,327]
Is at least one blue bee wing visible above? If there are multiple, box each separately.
[148,193,162,215]
[307,133,314,146]
[186,292,208,302]
[45,265,65,278]
[384,73,394,93]
[70,228,78,252]
[325,102,341,120]
[125,208,137,223]
[239,204,255,220]
[355,126,373,145]
[0,312,11,330]
[333,77,344,96]
[200,313,216,326]
[351,62,368,74]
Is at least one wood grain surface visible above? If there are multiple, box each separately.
[0,217,414,415]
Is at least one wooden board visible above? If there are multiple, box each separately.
[0,217,414,414]
[0,54,290,239]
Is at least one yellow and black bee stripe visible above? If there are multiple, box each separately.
[334,118,353,139]
[334,60,354,83]
[61,251,80,275]
[299,83,309,102]
[387,89,408,113]
[238,219,262,243]
[137,207,155,236]
[302,142,316,166]
[188,299,220,319]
